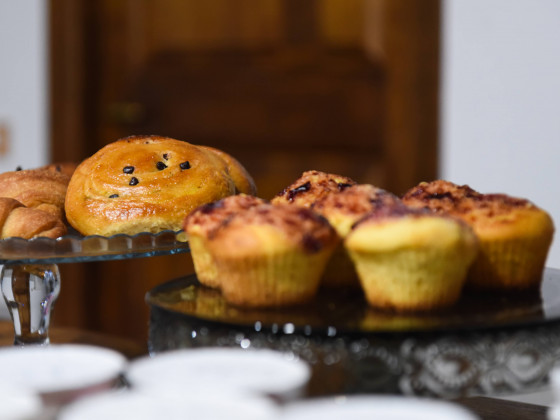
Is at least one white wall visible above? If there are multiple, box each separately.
[440,0,560,268]
[0,0,48,172]
[0,1,48,319]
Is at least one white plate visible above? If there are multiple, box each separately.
[0,344,127,404]
[281,395,479,420]
[0,380,42,420]
[59,389,280,420]
[127,348,310,400]
[549,366,560,403]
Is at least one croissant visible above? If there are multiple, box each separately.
[0,168,70,219]
[0,197,67,239]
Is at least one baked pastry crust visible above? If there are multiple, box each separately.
[403,180,555,290]
[38,162,79,178]
[208,203,337,255]
[65,135,241,236]
[196,146,256,196]
[271,170,356,208]
[0,197,66,239]
[0,168,70,219]
[308,184,402,289]
[312,184,402,237]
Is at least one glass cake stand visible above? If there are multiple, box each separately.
[0,231,189,346]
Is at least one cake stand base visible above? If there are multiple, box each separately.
[1,264,60,346]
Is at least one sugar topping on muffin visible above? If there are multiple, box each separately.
[272,170,356,208]
[207,203,337,254]
[184,194,267,238]
[312,184,403,237]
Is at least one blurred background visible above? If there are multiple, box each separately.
[0,0,559,347]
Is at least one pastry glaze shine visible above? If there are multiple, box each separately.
[65,135,251,236]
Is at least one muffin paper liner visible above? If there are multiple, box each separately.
[216,248,334,307]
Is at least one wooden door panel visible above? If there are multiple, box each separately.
[50,0,439,342]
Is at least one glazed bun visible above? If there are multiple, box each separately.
[196,145,256,195]
[65,135,253,236]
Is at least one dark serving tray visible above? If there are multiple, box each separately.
[146,268,560,335]
[147,268,560,398]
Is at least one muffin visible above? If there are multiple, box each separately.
[345,204,478,311]
[183,194,268,289]
[313,184,402,238]
[402,180,555,290]
[271,171,356,288]
[310,184,403,288]
[65,135,255,236]
[204,203,339,307]
[271,170,356,208]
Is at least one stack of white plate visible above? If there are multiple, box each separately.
[53,347,480,419]
[126,348,311,401]
[0,380,42,420]
[0,344,127,410]
[547,367,560,419]
[58,390,279,420]
[281,395,480,420]
[60,348,309,420]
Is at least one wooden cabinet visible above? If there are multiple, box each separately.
[49,0,440,341]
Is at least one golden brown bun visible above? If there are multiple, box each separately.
[65,135,243,236]
[0,197,67,239]
[0,169,70,219]
[271,170,356,208]
[196,146,256,196]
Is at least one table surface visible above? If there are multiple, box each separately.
[0,321,549,419]
[0,321,148,359]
